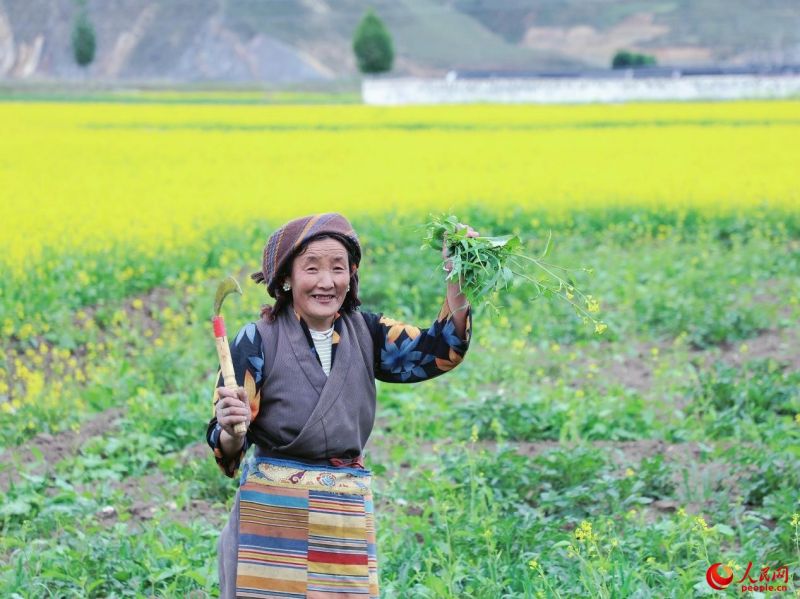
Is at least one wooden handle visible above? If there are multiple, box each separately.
[215,332,248,436]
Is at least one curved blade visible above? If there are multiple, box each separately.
[214,275,242,316]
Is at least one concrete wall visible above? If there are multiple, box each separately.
[363,75,800,105]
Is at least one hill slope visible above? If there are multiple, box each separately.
[0,0,798,83]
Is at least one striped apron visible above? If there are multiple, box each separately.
[235,457,379,598]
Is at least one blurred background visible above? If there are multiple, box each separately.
[2,0,800,87]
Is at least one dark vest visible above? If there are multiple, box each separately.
[249,308,376,460]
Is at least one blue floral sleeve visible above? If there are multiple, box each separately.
[361,300,472,383]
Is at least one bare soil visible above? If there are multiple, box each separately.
[0,406,126,492]
[95,441,226,528]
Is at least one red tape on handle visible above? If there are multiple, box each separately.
[213,315,226,338]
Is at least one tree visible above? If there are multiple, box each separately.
[71,1,96,69]
[612,50,657,69]
[352,10,393,75]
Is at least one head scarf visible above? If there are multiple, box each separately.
[251,213,361,299]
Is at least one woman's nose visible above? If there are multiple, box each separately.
[317,269,334,287]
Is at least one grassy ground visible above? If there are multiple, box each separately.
[1,208,798,597]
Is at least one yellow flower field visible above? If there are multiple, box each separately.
[1,99,799,278]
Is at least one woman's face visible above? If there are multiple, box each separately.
[288,237,351,330]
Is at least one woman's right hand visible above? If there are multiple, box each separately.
[215,386,250,439]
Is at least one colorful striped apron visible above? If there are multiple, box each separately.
[236,457,379,598]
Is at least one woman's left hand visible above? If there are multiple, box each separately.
[443,223,479,274]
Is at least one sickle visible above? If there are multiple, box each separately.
[212,276,246,435]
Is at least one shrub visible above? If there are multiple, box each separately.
[612,50,657,69]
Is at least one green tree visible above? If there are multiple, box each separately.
[352,10,393,75]
[71,2,96,68]
[612,50,657,69]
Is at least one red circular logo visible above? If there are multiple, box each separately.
[706,563,734,590]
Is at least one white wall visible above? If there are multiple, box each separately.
[363,75,800,105]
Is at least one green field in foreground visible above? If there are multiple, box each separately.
[1,207,799,597]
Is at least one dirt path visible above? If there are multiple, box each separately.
[0,406,126,492]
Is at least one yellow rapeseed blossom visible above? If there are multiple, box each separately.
[693,516,710,533]
[574,520,598,543]
[2,101,799,281]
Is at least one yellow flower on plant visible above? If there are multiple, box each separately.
[528,559,538,570]
[574,520,597,542]
[693,516,710,532]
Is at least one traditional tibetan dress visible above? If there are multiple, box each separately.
[208,301,471,598]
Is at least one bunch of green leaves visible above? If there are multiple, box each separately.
[422,214,607,332]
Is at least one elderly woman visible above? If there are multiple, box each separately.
[207,213,475,598]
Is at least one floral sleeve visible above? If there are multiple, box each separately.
[362,299,472,383]
[206,322,264,478]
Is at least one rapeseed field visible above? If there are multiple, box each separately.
[1,98,798,597]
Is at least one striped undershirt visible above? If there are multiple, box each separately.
[309,325,334,376]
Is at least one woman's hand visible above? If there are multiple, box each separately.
[215,386,251,439]
[442,223,479,274]
[443,223,478,339]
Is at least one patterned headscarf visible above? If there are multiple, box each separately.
[251,213,361,299]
